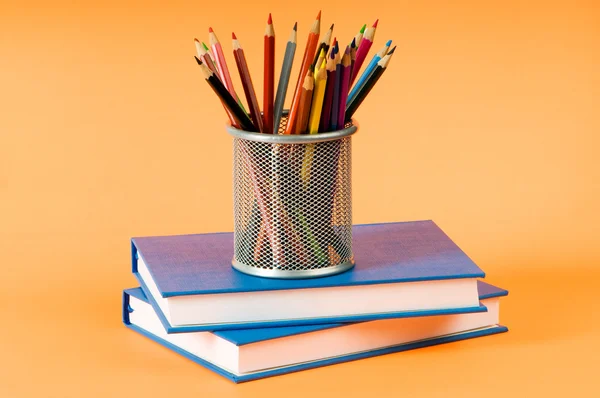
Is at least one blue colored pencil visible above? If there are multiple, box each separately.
[348,40,391,104]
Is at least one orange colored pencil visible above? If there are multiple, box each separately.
[284,11,321,134]
[295,69,315,134]
[233,33,265,133]
[264,14,275,134]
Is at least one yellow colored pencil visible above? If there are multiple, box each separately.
[308,60,328,134]
[302,59,328,186]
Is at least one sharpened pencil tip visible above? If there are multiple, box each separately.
[386,39,392,46]
[388,46,396,54]
[351,38,356,48]
[268,13,272,24]
[232,32,237,40]
[194,38,200,43]
[209,27,214,33]
[330,23,334,30]
[316,10,321,20]
[373,19,379,28]
[293,22,297,30]
[194,56,202,65]
[345,46,351,54]
[202,42,209,51]
[360,24,366,33]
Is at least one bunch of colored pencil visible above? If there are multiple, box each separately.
[193,13,396,268]
[193,12,396,134]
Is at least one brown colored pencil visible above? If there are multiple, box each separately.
[194,38,218,75]
[285,11,321,134]
[194,56,256,131]
[232,33,265,133]
[295,69,314,134]
[264,14,275,134]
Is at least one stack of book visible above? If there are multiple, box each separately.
[123,220,508,382]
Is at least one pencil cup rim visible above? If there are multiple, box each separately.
[225,120,359,143]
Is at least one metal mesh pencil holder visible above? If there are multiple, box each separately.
[226,114,358,279]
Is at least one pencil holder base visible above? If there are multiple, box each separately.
[231,259,355,279]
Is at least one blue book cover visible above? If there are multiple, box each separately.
[123,281,508,383]
[132,220,485,297]
[132,221,487,331]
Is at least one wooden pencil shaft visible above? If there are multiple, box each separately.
[350,22,377,86]
[345,66,385,121]
[329,60,343,131]
[295,71,314,134]
[337,54,352,129]
[195,57,239,127]
[207,74,256,131]
[210,30,239,100]
[233,42,265,133]
[308,67,328,134]
[285,15,320,134]
[319,67,336,132]
[273,39,296,132]
[264,32,275,134]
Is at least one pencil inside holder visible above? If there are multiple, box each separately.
[227,113,357,279]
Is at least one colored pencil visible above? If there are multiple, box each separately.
[194,56,256,131]
[295,69,314,134]
[301,59,328,185]
[348,39,391,103]
[350,19,378,86]
[273,23,297,133]
[314,47,326,74]
[232,33,265,133]
[319,46,337,132]
[209,27,238,99]
[345,46,396,122]
[329,43,343,131]
[263,14,275,134]
[337,48,352,129]
[285,11,321,134]
[354,24,366,48]
[201,42,216,64]
[194,38,218,75]
[349,37,357,80]
[312,23,334,69]
[195,40,241,127]
[308,60,328,134]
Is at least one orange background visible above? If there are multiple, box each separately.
[1,0,599,396]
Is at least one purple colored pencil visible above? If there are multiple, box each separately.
[319,43,337,132]
[329,42,342,131]
[337,48,352,129]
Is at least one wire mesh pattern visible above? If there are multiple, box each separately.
[232,116,354,277]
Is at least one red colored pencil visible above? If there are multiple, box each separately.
[233,33,265,133]
[337,48,352,129]
[350,19,378,86]
[264,14,275,134]
[284,11,321,134]
[319,45,337,132]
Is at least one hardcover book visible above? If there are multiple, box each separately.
[132,221,486,331]
[123,281,508,383]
